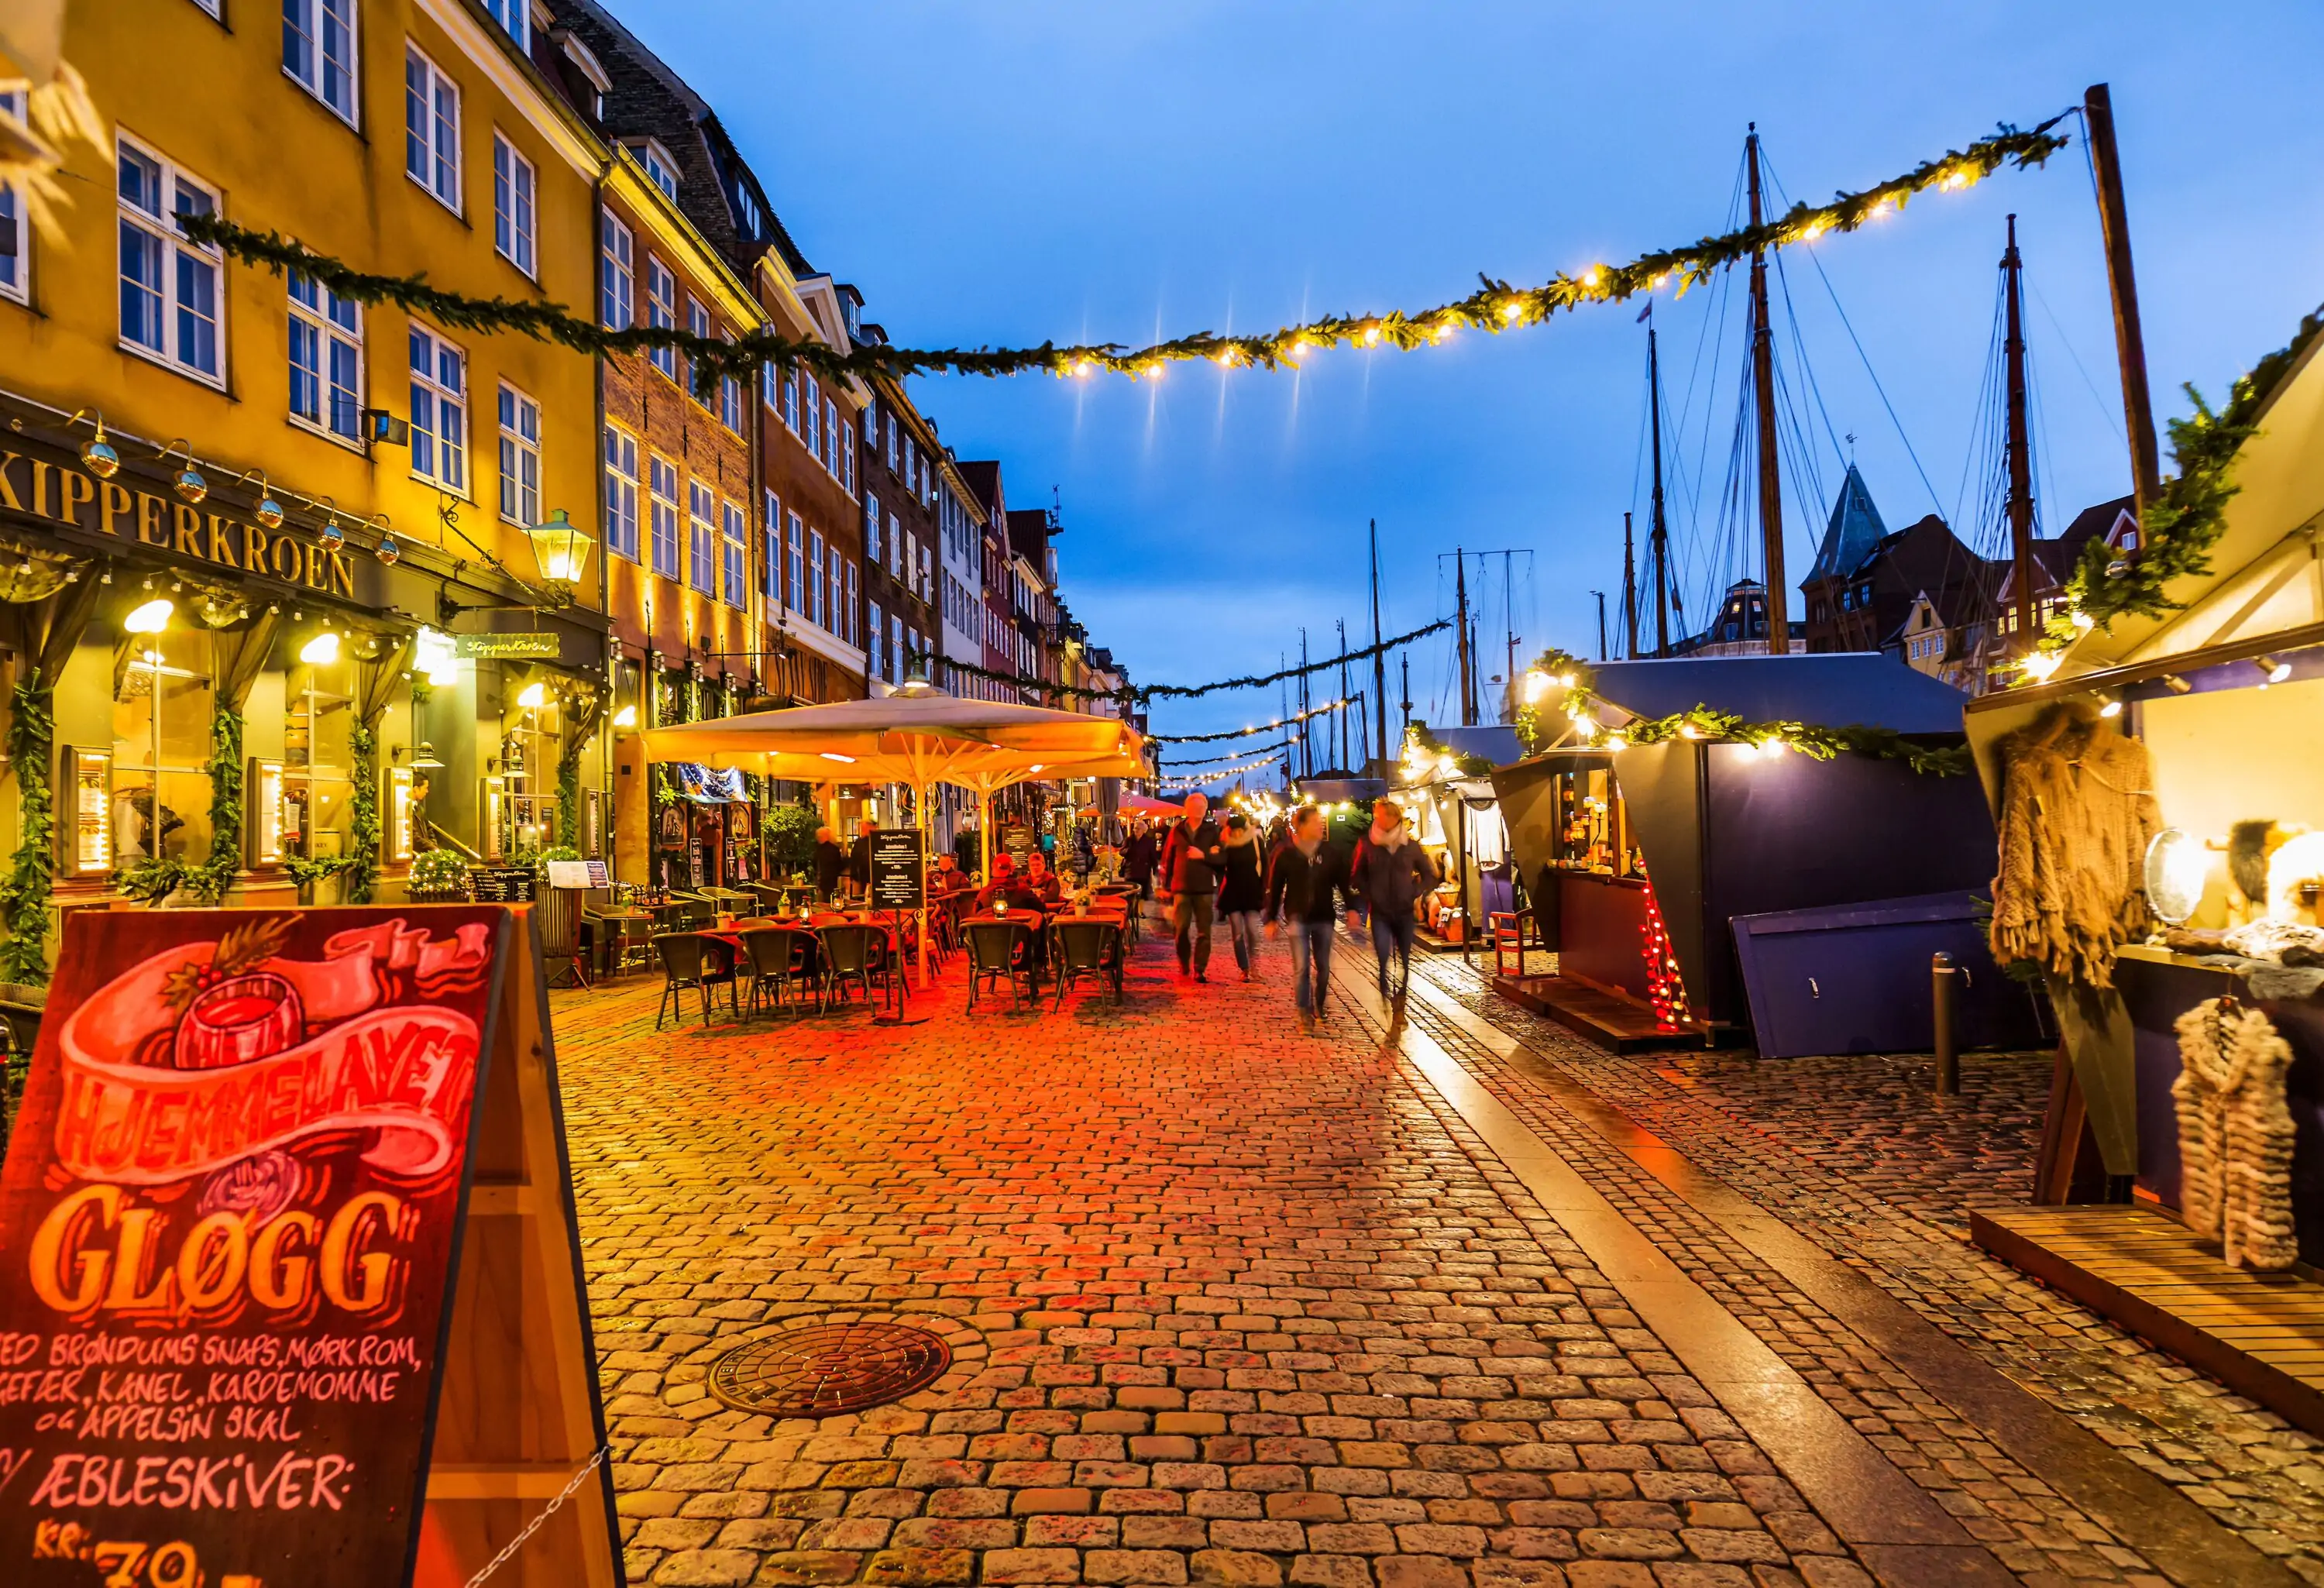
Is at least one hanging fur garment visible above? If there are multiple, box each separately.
[1989,703,2161,989]
[2173,998,2299,1271]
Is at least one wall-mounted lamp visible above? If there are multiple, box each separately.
[523,507,593,586]
[243,471,286,528]
[2255,654,2292,685]
[612,703,638,729]
[517,682,547,710]
[2161,675,2192,694]
[124,597,173,634]
[370,514,399,567]
[67,410,119,478]
[298,629,340,666]
[161,440,205,504]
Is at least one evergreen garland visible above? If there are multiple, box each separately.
[1141,620,1450,703]
[0,675,56,983]
[346,724,380,904]
[556,734,583,851]
[174,115,2065,390]
[1514,649,1970,775]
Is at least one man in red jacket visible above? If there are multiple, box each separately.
[1157,792,1225,981]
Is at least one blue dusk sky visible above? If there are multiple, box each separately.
[617,0,2322,751]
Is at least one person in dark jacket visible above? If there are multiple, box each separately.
[1264,803,1355,1033]
[973,853,1045,915]
[813,826,846,902]
[845,818,878,899]
[1215,813,1268,980]
[1348,798,1439,1009]
[1157,792,1224,980]
[952,823,982,878]
[1123,820,1160,898]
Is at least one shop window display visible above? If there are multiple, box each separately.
[112,634,213,866]
[1545,764,1640,878]
[497,688,559,857]
[282,658,355,861]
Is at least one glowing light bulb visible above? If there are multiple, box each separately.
[1583,266,1604,289]
[1361,325,1381,346]
[1758,737,1787,758]
[517,682,547,710]
[2070,610,2094,631]
[1501,299,1525,322]
[2021,651,2063,682]
[125,598,173,634]
[612,704,638,728]
[297,630,340,665]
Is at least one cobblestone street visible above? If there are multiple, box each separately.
[545,927,2291,1588]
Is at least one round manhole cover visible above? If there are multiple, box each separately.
[708,1322,954,1418]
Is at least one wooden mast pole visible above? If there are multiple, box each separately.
[2003,214,2039,648]
[1648,329,1673,657]
[1746,125,1790,655]
[1369,521,1388,777]
[1621,511,1638,658]
[2082,84,2163,520]
[1455,550,1477,726]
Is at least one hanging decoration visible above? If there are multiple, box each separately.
[174,112,2065,392]
[1157,751,1284,789]
[1400,724,1496,781]
[1142,621,1449,703]
[1147,697,1349,744]
[346,724,382,904]
[913,620,1446,709]
[2030,304,2324,669]
[1639,875,1693,1032]
[1157,739,1297,772]
[1514,649,1971,775]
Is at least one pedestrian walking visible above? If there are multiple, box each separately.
[1263,804,1354,1033]
[952,821,981,877]
[1349,798,1438,1012]
[1124,820,1160,899]
[813,826,845,902]
[845,817,878,900]
[1157,792,1224,981]
[1217,812,1267,979]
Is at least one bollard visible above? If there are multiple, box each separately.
[1932,951,1960,1095]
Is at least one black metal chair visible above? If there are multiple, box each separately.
[964,919,1038,1012]
[1051,919,1125,1008]
[817,923,882,1008]
[653,933,738,1028]
[741,927,818,1017]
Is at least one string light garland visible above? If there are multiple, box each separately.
[1148,698,1349,744]
[1515,649,1971,775]
[1640,877,1694,1031]
[1157,739,1297,772]
[173,113,2064,393]
[2027,301,2324,675]
[1157,752,1284,789]
[1141,621,1449,702]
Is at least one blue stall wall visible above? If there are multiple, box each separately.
[1699,744,1999,1029]
[1731,892,2049,1059]
[2123,958,2324,1264]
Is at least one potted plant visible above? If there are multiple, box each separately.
[408,848,472,903]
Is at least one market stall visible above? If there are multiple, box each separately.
[1493,655,1998,1049]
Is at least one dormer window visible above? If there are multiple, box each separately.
[482,0,528,53]
[632,139,679,202]
[560,32,610,121]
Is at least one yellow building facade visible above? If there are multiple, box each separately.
[0,0,616,963]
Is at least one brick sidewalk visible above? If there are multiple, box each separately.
[1406,952,2324,1584]
[551,936,1860,1587]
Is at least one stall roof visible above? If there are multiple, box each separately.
[1432,724,1525,765]
[1591,655,1971,734]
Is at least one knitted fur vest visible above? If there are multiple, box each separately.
[2173,999,2298,1271]
[1989,705,2160,989]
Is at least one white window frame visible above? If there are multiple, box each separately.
[598,208,632,330]
[842,554,857,644]
[887,512,902,575]
[687,479,718,596]
[719,365,743,434]
[497,382,541,528]
[284,0,359,128]
[840,418,855,493]
[786,512,806,612]
[800,373,820,455]
[287,269,364,445]
[603,424,641,562]
[868,600,884,679]
[648,455,682,579]
[492,132,536,278]
[808,528,827,627]
[685,296,711,405]
[403,44,460,214]
[482,0,528,53]
[781,369,799,431]
[0,90,23,304]
[721,500,748,611]
[645,257,677,380]
[761,490,783,603]
[865,493,881,566]
[407,322,468,493]
[636,138,679,202]
[115,131,224,387]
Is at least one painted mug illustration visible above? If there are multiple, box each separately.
[172,969,305,1070]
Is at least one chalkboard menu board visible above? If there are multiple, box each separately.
[0,906,618,1588]
[468,864,535,902]
[869,829,924,911]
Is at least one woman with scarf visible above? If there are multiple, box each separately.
[1216,812,1268,980]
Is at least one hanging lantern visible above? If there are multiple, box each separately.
[70,411,120,479]
[249,472,286,528]
[163,440,207,504]
[522,507,593,586]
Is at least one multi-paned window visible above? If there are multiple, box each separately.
[787,513,806,613]
[865,495,882,565]
[841,553,856,644]
[721,500,748,610]
[598,208,632,329]
[645,258,676,379]
[761,491,783,602]
[808,529,826,628]
[685,297,710,402]
[407,324,466,490]
[481,0,528,52]
[117,134,222,383]
[403,46,459,211]
[637,139,679,201]
[889,614,902,683]
[603,424,641,561]
[648,456,681,579]
[888,514,902,576]
[823,400,839,475]
[720,365,743,433]
[839,419,854,493]
[282,0,357,125]
[114,631,215,867]
[0,90,22,303]
[800,373,820,455]
[497,383,541,526]
[687,481,717,595]
[868,601,884,679]
[288,270,363,442]
[780,369,799,431]
[492,133,535,277]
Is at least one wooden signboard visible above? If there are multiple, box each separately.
[0,907,617,1588]
[868,830,925,913]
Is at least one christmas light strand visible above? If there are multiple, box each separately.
[1157,753,1284,789]
[1157,739,1297,771]
[174,112,2066,392]
[1147,698,1349,744]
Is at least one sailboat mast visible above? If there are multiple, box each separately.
[1648,328,1673,657]
[1454,551,1477,727]
[1298,629,1311,777]
[1337,618,1352,769]
[1369,518,1387,775]
[2003,214,2037,649]
[1621,511,1638,659]
[1747,125,1789,655]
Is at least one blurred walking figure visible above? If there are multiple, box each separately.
[1124,819,1159,899]
[1264,804,1354,1034]
[1349,798,1438,1014]
[813,826,845,902]
[1158,792,1224,981]
[1217,812,1267,980]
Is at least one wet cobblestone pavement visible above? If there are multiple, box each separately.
[541,926,2291,1586]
